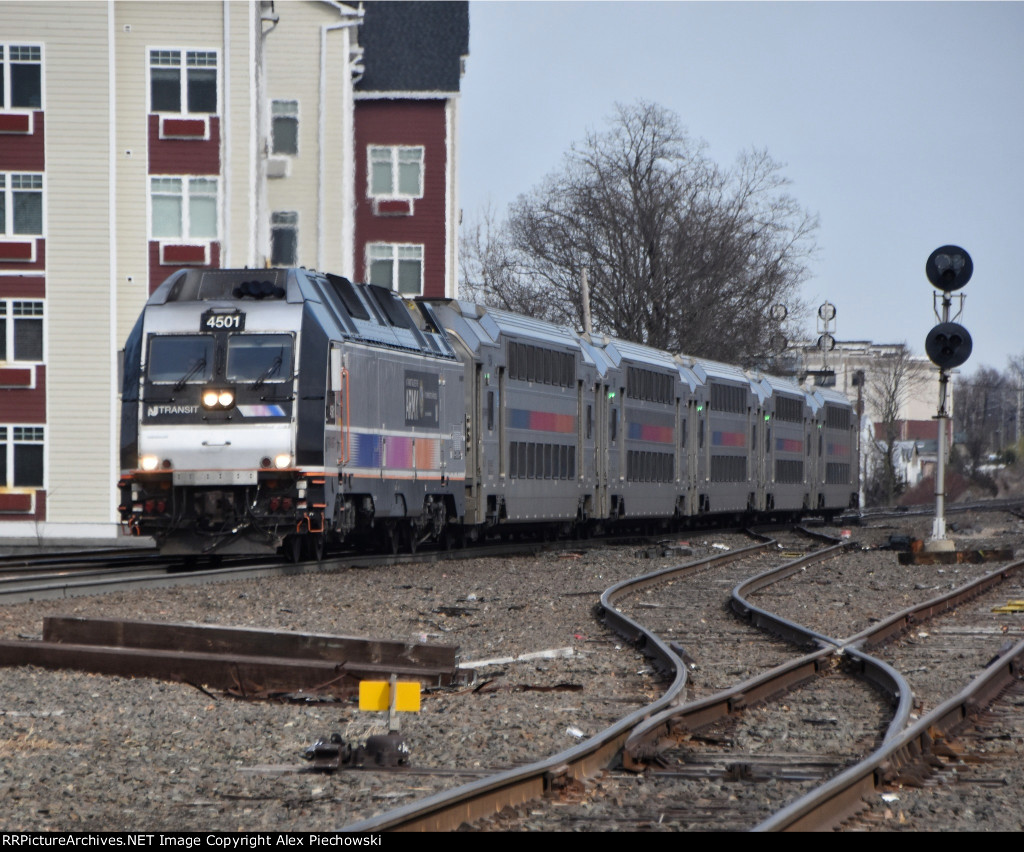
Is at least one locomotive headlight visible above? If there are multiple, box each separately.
[273,453,291,469]
[201,389,236,409]
[140,454,159,471]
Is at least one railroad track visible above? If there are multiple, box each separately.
[343,524,1024,832]
[1,509,1021,831]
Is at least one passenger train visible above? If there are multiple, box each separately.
[118,267,859,558]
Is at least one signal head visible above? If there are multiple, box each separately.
[926,245,972,292]
[925,321,973,369]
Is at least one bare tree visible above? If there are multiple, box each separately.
[954,366,1010,475]
[460,101,817,366]
[864,344,926,505]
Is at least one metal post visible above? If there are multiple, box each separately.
[927,293,954,551]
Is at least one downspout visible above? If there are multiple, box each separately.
[221,0,231,265]
[255,1,279,267]
[319,6,363,274]
[108,0,119,527]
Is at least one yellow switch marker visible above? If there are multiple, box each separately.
[359,680,421,712]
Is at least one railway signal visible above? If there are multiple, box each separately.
[923,245,973,552]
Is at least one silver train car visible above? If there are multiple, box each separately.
[118,267,859,557]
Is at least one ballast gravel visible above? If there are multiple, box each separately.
[0,509,1021,832]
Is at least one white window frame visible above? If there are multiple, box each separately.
[0,44,43,111]
[271,211,298,266]
[149,176,219,241]
[0,172,45,238]
[0,299,45,364]
[0,424,45,489]
[271,99,299,156]
[367,146,424,199]
[366,243,424,296]
[148,47,219,115]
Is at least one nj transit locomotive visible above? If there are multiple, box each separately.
[118,267,859,558]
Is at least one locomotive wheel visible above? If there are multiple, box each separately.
[405,523,418,554]
[383,523,400,555]
[305,533,324,562]
[283,534,302,563]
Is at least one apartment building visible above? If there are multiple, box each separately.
[0,1,469,541]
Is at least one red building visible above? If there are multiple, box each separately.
[353,2,469,299]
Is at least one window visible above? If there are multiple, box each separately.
[146,335,215,384]
[825,404,852,430]
[368,146,423,198]
[0,426,44,488]
[149,49,217,114]
[775,395,804,423]
[226,334,293,383]
[151,177,218,239]
[271,100,298,155]
[0,173,44,236]
[0,300,44,362]
[271,212,297,266]
[367,243,423,295]
[710,382,747,413]
[1,45,42,109]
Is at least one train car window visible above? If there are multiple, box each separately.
[776,395,803,423]
[147,335,214,384]
[681,418,687,448]
[226,334,293,383]
[486,391,494,431]
[509,442,518,478]
[518,442,527,478]
[526,347,536,383]
[569,446,576,478]
[544,444,552,478]
[698,418,704,448]
[807,434,811,456]
[610,408,618,441]
[527,443,536,479]
[586,405,592,439]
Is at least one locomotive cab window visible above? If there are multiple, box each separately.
[226,334,293,383]
[147,335,214,384]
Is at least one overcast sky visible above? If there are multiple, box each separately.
[457,1,1024,377]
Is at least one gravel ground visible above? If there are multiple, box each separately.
[0,510,1021,832]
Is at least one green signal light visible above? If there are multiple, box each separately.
[608,391,616,399]
[764,414,771,422]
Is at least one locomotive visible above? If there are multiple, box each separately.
[118,267,859,558]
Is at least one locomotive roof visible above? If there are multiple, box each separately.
[144,268,456,359]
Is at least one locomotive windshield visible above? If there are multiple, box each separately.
[226,334,294,384]
[147,336,215,384]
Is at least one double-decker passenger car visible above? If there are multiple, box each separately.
[119,267,859,557]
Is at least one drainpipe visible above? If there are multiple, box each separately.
[320,6,363,274]
[255,1,279,267]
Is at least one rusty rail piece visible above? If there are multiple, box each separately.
[0,616,464,696]
[342,537,784,832]
[755,634,1024,832]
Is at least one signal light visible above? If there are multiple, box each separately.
[925,322,973,369]
[926,245,973,292]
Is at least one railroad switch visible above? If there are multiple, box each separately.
[302,731,412,772]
